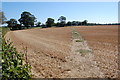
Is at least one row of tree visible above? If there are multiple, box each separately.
[45,16,67,27]
[1,11,89,30]
[39,17,88,28]
[1,11,120,30]
[6,11,36,30]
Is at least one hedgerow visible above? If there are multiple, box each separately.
[2,38,31,80]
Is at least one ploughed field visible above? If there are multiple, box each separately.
[5,25,118,78]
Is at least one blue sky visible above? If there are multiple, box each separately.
[2,2,118,24]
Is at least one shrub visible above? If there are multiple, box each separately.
[2,39,31,80]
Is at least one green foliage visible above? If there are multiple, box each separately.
[6,19,18,30]
[35,22,41,27]
[58,16,66,27]
[2,39,31,80]
[71,21,80,26]
[18,11,36,28]
[58,16,66,23]
[82,20,88,25]
[66,21,72,26]
[46,18,54,27]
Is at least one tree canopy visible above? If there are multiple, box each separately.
[6,19,17,30]
[18,11,36,28]
[58,16,66,27]
[3,11,90,30]
[46,18,54,27]
[58,16,66,23]
[35,22,41,27]
[82,20,88,25]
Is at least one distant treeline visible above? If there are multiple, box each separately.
[1,11,119,30]
[86,23,120,26]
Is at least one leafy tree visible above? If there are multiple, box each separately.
[16,24,22,30]
[46,18,54,27]
[66,21,72,26]
[0,11,7,25]
[71,21,80,26]
[82,20,88,25]
[35,22,41,27]
[6,19,17,30]
[58,16,66,27]
[18,11,36,28]
[56,22,60,27]
[72,21,76,26]
[41,23,46,28]
[58,16,66,23]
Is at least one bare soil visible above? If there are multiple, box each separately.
[5,25,118,78]
[75,25,118,78]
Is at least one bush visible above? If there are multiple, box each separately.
[2,39,31,80]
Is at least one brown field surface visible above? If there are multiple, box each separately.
[5,25,118,78]
[75,25,118,78]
